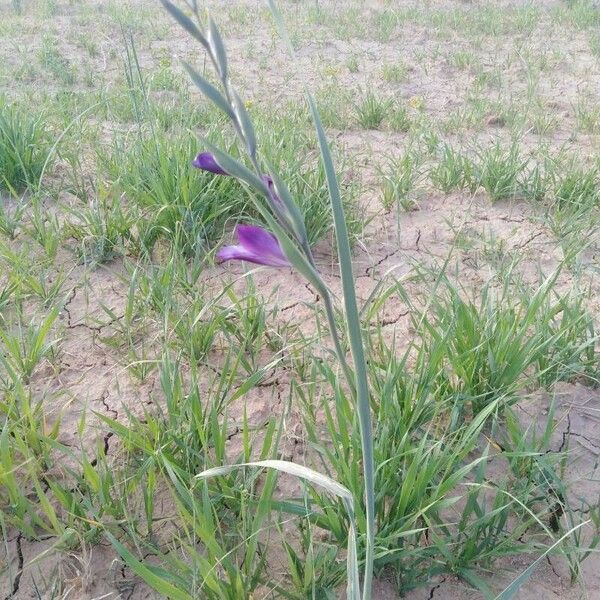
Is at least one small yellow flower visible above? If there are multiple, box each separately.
[409,96,425,110]
[323,65,341,77]
[245,100,254,109]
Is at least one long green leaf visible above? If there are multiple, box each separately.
[182,63,235,121]
[207,16,228,80]
[197,460,360,600]
[231,89,257,158]
[159,0,209,49]
[307,92,375,600]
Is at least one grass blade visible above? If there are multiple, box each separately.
[494,522,588,600]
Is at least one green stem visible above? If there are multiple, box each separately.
[246,160,356,391]
[320,289,356,395]
[300,239,355,391]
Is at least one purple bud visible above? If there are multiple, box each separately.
[192,152,228,175]
[261,174,286,212]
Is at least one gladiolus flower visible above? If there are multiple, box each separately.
[216,224,290,267]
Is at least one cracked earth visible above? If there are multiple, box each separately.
[2,0,600,597]
[0,190,598,599]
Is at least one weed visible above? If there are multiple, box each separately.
[449,49,478,70]
[575,94,600,133]
[0,199,26,239]
[77,34,99,57]
[0,102,53,194]
[355,92,391,129]
[315,85,352,129]
[535,288,598,385]
[379,153,420,211]
[100,131,242,256]
[382,61,408,83]
[412,267,577,415]
[28,200,62,261]
[66,185,135,266]
[0,306,60,383]
[372,10,398,42]
[473,142,529,201]
[388,104,412,132]
[429,144,476,193]
[590,32,600,58]
[347,55,359,73]
[38,35,76,85]
[553,165,599,209]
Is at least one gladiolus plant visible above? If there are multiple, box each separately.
[159,2,376,598]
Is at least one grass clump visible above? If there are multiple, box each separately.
[553,165,599,209]
[407,266,598,416]
[473,142,529,201]
[355,92,392,129]
[379,153,420,211]
[429,144,476,193]
[315,84,353,129]
[382,61,408,83]
[37,35,77,85]
[66,185,136,267]
[574,95,600,133]
[102,112,361,255]
[0,102,53,194]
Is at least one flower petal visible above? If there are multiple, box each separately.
[192,152,228,175]
[216,224,290,267]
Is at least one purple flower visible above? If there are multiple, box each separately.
[216,224,290,267]
[192,156,292,223]
[261,174,285,212]
[192,152,227,175]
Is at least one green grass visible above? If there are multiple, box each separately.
[473,142,530,201]
[0,101,54,194]
[0,1,599,599]
[100,129,244,257]
[100,114,360,256]
[379,152,420,211]
[574,94,600,133]
[590,32,600,58]
[37,35,77,85]
[429,144,476,193]
[382,61,408,83]
[355,92,392,130]
[66,184,136,266]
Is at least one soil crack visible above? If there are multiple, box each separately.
[3,533,23,600]
[427,577,446,599]
[558,413,571,453]
[366,249,400,277]
[515,230,545,250]
[380,310,409,326]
